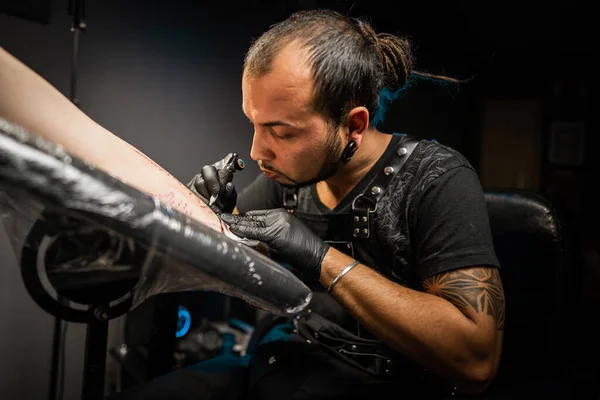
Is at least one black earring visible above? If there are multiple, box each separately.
[341,140,357,164]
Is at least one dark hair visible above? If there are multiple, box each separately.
[243,9,460,127]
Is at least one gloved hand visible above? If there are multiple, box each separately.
[220,209,330,279]
[187,154,238,214]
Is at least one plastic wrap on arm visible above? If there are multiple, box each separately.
[0,118,312,321]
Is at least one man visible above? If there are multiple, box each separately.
[117,9,505,400]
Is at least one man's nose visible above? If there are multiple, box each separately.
[250,129,274,162]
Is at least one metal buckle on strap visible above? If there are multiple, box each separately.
[351,195,377,238]
[350,138,418,239]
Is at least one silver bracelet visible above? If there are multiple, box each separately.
[327,260,360,294]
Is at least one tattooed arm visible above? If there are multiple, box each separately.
[423,267,505,386]
[321,249,505,395]
[423,267,505,331]
[320,166,504,394]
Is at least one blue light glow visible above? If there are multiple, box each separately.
[176,305,191,338]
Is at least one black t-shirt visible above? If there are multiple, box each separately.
[237,133,500,288]
[238,134,501,398]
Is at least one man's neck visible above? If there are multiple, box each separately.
[317,129,392,209]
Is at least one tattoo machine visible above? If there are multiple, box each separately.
[209,152,246,207]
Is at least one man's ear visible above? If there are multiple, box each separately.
[346,106,369,148]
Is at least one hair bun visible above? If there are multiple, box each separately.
[376,33,413,90]
[354,19,414,90]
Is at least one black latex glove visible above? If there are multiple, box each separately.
[186,154,238,214]
[220,209,330,279]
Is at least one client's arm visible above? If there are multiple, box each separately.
[0,47,221,232]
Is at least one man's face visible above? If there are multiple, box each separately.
[242,42,345,188]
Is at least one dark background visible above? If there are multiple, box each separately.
[0,0,598,399]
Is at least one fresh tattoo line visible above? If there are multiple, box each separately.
[153,191,192,216]
[128,147,195,217]
[131,147,170,175]
[423,267,505,331]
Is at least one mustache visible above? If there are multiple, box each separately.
[258,160,279,175]
[257,160,297,184]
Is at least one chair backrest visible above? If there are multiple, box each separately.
[484,189,568,389]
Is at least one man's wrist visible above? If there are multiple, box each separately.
[318,247,356,288]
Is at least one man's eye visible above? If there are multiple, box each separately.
[270,128,292,140]
[277,133,294,140]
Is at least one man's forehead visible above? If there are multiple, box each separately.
[243,74,312,116]
[242,91,310,128]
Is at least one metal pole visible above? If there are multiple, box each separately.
[48,2,87,400]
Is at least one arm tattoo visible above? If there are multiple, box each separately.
[423,267,505,331]
[155,191,192,216]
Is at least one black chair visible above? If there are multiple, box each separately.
[482,188,571,398]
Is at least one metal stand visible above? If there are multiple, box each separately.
[48,318,68,400]
[81,308,109,400]
[48,2,89,399]
[145,295,178,380]
[68,0,86,106]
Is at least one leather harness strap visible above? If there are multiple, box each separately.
[282,135,420,240]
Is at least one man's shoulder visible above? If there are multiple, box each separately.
[395,138,475,190]
[380,137,476,206]
[410,138,474,175]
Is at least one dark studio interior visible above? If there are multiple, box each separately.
[0,0,598,399]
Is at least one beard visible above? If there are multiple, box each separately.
[279,126,345,189]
